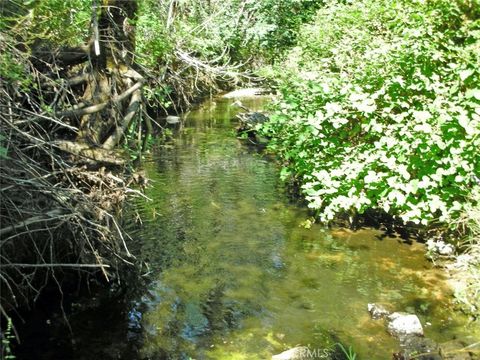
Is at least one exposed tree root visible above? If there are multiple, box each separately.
[0,1,144,324]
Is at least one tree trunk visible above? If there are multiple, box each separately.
[77,0,142,149]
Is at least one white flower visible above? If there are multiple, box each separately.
[413,110,432,122]
[324,102,343,116]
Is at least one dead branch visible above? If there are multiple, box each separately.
[175,49,251,80]
[0,209,68,238]
[1,105,79,131]
[54,140,126,166]
[120,68,144,81]
[0,264,111,268]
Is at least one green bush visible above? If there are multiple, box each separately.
[261,0,480,225]
[1,0,91,45]
[134,0,323,66]
[136,1,174,69]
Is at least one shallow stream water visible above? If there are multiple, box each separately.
[15,94,478,360]
[123,95,477,359]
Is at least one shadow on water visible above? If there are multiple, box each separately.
[15,95,478,360]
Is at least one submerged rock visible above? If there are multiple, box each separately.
[393,336,441,360]
[387,312,424,337]
[368,303,391,319]
[272,346,309,360]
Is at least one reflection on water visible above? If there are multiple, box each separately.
[127,96,477,359]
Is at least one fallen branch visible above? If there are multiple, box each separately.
[0,263,110,268]
[0,209,68,238]
[2,106,79,131]
[54,140,126,166]
[120,68,144,81]
[66,73,90,87]
[175,49,249,79]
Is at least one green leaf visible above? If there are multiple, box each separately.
[459,69,474,81]
[465,89,480,100]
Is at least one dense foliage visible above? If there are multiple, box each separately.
[261,0,480,227]
[135,0,322,66]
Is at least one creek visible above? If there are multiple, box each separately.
[124,94,477,359]
[15,94,477,360]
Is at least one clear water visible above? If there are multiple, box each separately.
[124,95,478,359]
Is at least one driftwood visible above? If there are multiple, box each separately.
[0,209,68,238]
[54,140,126,166]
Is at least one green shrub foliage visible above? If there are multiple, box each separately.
[135,0,322,66]
[261,0,480,225]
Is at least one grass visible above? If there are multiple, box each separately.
[337,343,357,360]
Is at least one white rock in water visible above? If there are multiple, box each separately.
[426,239,455,256]
[272,346,309,360]
[387,312,424,337]
[438,243,454,256]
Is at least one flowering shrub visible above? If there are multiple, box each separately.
[261,0,480,225]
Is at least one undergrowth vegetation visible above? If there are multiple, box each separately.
[261,0,480,227]
[452,188,480,316]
